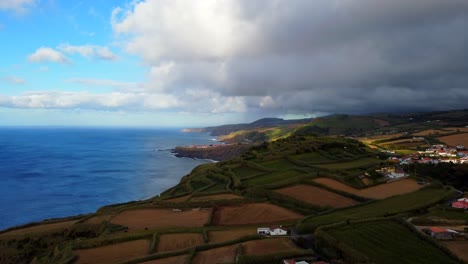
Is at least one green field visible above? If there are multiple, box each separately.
[299,187,455,230]
[259,159,295,170]
[314,158,380,170]
[244,170,303,186]
[232,166,266,179]
[327,221,459,264]
[290,152,335,164]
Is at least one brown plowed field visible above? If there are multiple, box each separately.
[0,220,77,237]
[438,133,468,147]
[141,255,187,264]
[190,193,244,202]
[156,233,204,252]
[443,241,468,262]
[111,208,210,231]
[213,203,302,226]
[75,239,149,264]
[413,129,453,136]
[243,238,300,255]
[313,178,422,199]
[208,228,256,243]
[192,244,237,264]
[274,184,358,208]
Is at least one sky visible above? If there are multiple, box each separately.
[0,0,467,127]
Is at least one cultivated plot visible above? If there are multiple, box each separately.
[111,208,210,231]
[314,178,423,199]
[274,184,359,208]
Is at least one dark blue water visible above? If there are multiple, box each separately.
[0,127,214,230]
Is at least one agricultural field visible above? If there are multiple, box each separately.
[141,254,188,264]
[299,187,455,230]
[232,166,266,179]
[156,233,204,253]
[274,184,359,208]
[192,244,238,264]
[111,208,211,231]
[290,152,335,163]
[82,214,113,225]
[242,238,302,256]
[213,203,303,226]
[75,239,150,264]
[313,178,423,199]
[438,133,468,147]
[327,221,459,264]
[0,220,77,237]
[189,193,244,202]
[164,195,190,203]
[244,170,303,186]
[442,241,468,262]
[208,228,256,243]
[314,158,380,170]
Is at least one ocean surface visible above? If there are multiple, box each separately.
[0,127,215,230]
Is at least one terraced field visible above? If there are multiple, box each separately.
[111,208,211,231]
[274,184,358,208]
[208,228,256,243]
[156,233,203,253]
[213,203,303,226]
[75,239,150,264]
[327,221,459,264]
[314,178,423,199]
[299,187,455,230]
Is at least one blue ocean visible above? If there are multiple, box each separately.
[0,127,214,230]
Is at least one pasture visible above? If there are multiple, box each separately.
[314,158,380,170]
[327,221,458,264]
[300,187,455,229]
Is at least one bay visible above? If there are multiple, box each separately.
[0,127,213,230]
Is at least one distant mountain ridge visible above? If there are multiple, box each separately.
[184,109,468,144]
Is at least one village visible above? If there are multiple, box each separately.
[376,143,468,180]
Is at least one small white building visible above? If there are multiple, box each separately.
[257,226,288,236]
[257,227,270,235]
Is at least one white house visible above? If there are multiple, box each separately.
[269,227,288,236]
[257,226,288,236]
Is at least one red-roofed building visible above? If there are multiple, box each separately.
[428,227,454,240]
[452,200,468,209]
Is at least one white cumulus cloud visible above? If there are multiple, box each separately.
[28,47,70,64]
[58,44,118,61]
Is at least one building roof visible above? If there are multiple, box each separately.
[429,226,448,233]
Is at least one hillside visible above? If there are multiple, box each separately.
[2,133,466,264]
[184,109,468,144]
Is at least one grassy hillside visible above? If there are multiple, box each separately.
[0,131,465,264]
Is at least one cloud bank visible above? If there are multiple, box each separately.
[109,0,468,116]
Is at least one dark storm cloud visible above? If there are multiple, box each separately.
[114,0,468,115]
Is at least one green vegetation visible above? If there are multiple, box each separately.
[297,186,456,232]
[319,220,460,264]
[314,158,380,170]
[2,109,468,264]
